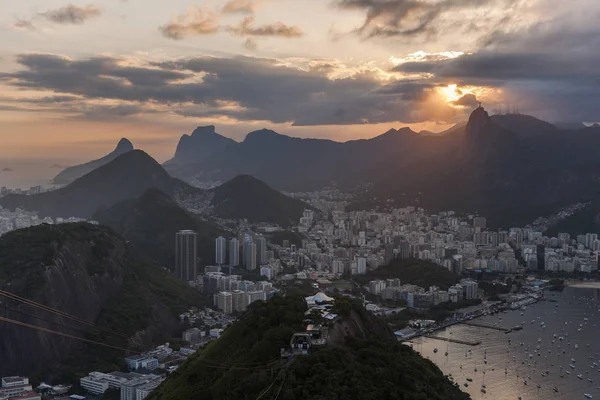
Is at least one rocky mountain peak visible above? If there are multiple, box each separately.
[115,138,134,153]
[466,105,492,137]
[191,125,216,137]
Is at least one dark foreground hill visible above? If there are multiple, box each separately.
[0,223,203,381]
[53,138,134,184]
[147,296,469,400]
[0,150,199,219]
[93,189,224,269]
[210,175,308,226]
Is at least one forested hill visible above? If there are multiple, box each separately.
[93,189,224,269]
[148,296,469,400]
[0,223,203,381]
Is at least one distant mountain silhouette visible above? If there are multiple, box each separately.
[210,175,308,226]
[166,125,237,166]
[53,138,134,184]
[94,189,223,269]
[362,107,600,228]
[168,126,425,191]
[1,150,196,218]
[491,114,558,136]
[553,122,587,130]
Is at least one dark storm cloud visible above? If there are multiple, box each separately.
[2,54,191,100]
[453,93,478,108]
[333,0,508,38]
[41,4,102,25]
[227,17,303,38]
[1,53,457,125]
[393,51,600,83]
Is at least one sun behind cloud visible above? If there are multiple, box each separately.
[439,84,462,103]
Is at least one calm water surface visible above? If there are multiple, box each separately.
[412,284,600,400]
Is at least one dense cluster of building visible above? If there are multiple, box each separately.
[283,205,600,279]
[0,186,45,197]
[0,206,93,236]
[367,278,478,309]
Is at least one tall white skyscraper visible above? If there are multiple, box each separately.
[229,238,240,267]
[256,235,267,264]
[215,236,227,265]
[357,257,367,275]
[175,230,197,281]
[243,240,257,271]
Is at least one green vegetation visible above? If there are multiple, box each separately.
[545,201,600,237]
[266,230,304,247]
[51,255,205,383]
[479,281,511,296]
[0,223,116,297]
[548,279,566,292]
[354,259,461,290]
[211,175,308,227]
[148,296,469,400]
[385,299,481,330]
[0,223,204,382]
[94,189,224,270]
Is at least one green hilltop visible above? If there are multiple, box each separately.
[147,296,469,400]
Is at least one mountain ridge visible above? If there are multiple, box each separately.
[209,174,309,226]
[167,125,237,166]
[0,150,199,219]
[93,188,224,269]
[53,138,134,184]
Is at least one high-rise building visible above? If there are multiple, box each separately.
[232,290,247,312]
[215,236,227,265]
[399,241,411,259]
[384,243,395,264]
[243,241,257,270]
[214,291,233,314]
[175,230,197,282]
[357,257,367,275]
[473,216,487,231]
[229,238,240,267]
[256,235,267,264]
[460,279,478,300]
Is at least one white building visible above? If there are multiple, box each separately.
[357,257,367,275]
[214,291,233,314]
[215,236,227,265]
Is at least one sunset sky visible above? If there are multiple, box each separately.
[1,0,599,166]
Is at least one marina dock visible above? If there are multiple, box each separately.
[461,322,510,332]
[423,335,481,346]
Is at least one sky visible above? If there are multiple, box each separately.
[1,0,599,170]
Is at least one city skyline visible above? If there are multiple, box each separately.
[2,0,600,163]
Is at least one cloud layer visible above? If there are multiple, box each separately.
[159,9,220,39]
[41,4,102,25]
[0,53,464,125]
[228,17,303,38]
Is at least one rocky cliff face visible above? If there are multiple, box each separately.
[0,223,203,379]
[0,224,127,376]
